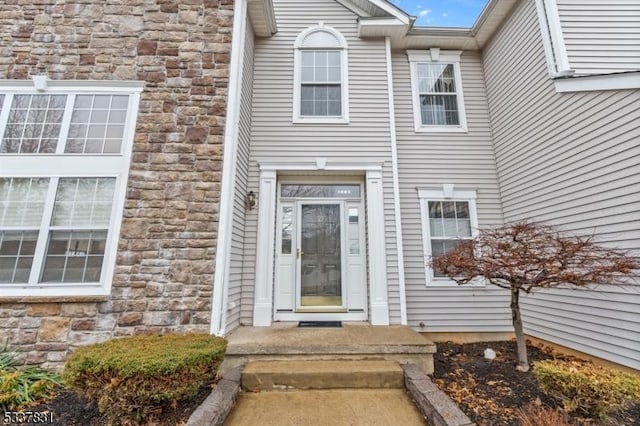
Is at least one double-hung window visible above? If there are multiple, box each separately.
[293,24,349,124]
[0,79,142,297]
[408,50,467,133]
[418,186,479,285]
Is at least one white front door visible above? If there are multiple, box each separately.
[274,183,366,321]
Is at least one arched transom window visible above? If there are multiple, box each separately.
[293,24,349,123]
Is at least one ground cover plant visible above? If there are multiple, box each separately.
[432,221,638,372]
[534,359,640,421]
[0,348,62,411]
[63,333,227,425]
[433,340,640,426]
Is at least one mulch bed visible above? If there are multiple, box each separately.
[432,340,640,426]
[20,380,216,426]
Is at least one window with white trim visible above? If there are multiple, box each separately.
[0,80,142,297]
[293,24,349,123]
[408,50,467,133]
[418,187,478,285]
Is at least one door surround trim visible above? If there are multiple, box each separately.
[253,164,389,327]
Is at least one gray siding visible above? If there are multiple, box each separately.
[557,0,640,74]
[392,51,511,332]
[239,0,402,324]
[226,17,255,332]
[483,0,640,369]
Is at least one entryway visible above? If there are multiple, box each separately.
[274,182,366,321]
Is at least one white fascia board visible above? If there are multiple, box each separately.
[366,0,411,25]
[554,72,640,93]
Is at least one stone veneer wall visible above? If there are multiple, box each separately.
[0,0,233,369]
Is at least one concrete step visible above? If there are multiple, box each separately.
[242,360,404,391]
[221,324,437,375]
[225,389,426,425]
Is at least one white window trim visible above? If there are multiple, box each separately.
[292,23,350,124]
[0,78,142,297]
[407,49,468,133]
[417,186,481,287]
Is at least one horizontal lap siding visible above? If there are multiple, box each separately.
[240,0,400,324]
[483,0,640,369]
[557,0,640,74]
[392,50,511,332]
[227,17,255,333]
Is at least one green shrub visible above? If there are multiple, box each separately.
[63,333,227,424]
[0,349,62,411]
[533,359,640,421]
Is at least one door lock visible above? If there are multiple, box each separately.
[296,248,304,258]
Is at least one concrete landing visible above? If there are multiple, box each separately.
[223,389,426,426]
[242,360,404,391]
[222,323,436,374]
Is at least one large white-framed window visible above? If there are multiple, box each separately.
[293,23,349,124]
[0,78,143,297]
[418,186,479,286]
[408,49,467,133]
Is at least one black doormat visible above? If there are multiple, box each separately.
[298,321,342,328]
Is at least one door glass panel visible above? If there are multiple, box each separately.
[281,184,360,198]
[348,207,359,255]
[281,206,293,254]
[300,204,341,306]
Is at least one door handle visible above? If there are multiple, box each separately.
[297,248,304,258]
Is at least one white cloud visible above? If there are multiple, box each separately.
[418,9,431,17]
[442,12,448,17]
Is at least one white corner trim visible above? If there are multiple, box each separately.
[554,72,640,93]
[385,37,407,325]
[253,170,278,326]
[366,170,390,325]
[534,0,572,75]
[407,50,468,133]
[210,0,247,336]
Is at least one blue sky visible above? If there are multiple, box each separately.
[390,0,489,27]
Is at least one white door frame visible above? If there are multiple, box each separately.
[253,164,390,326]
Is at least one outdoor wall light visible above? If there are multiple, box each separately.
[245,191,256,210]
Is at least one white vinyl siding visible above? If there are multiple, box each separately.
[0,83,141,297]
[240,0,402,325]
[226,16,255,333]
[483,0,640,369]
[556,0,640,74]
[393,50,510,332]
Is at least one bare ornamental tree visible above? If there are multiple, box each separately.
[432,221,638,372]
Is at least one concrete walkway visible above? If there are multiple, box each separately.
[224,389,426,425]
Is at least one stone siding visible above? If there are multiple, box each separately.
[0,0,233,369]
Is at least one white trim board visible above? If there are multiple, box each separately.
[554,72,640,93]
[385,36,407,325]
[210,0,248,336]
